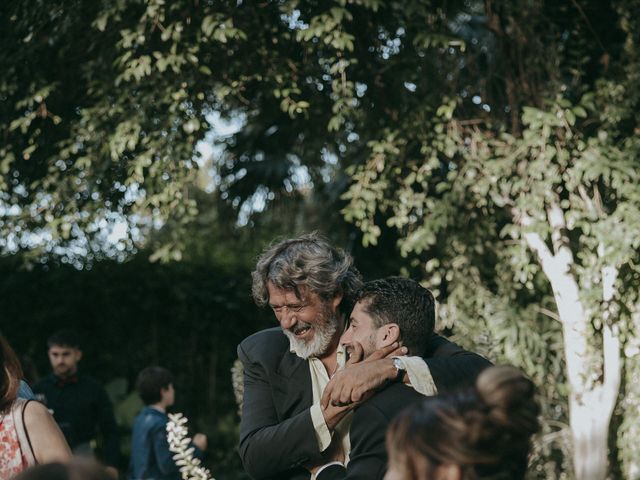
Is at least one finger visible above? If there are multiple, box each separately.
[351,388,362,403]
[338,384,354,405]
[330,381,345,406]
[346,342,364,366]
[322,379,335,409]
[331,381,349,406]
[386,345,408,358]
[365,342,401,361]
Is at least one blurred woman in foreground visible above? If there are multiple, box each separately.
[385,366,540,480]
[13,461,112,480]
[0,334,71,478]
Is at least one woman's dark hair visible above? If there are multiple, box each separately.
[0,334,23,412]
[387,366,540,480]
[13,461,112,480]
[136,366,174,405]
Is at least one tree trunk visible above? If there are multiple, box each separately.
[522,209,620,479]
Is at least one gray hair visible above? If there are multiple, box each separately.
[251,232,362,314]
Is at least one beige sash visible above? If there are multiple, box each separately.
[11,398,37,467]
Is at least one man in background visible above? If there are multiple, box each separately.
[33,329,120,478]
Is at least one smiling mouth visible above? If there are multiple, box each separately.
[292,325,312,337]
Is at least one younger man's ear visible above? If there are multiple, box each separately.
[381,323,401,346]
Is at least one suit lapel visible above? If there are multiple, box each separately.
[273,350,313,420]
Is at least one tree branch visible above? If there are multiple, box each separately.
[546,202,566,255]
[598,243,621,408]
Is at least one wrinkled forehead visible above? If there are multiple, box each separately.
[267,280,312,301]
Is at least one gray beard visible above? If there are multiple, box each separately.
[283,315,340,359]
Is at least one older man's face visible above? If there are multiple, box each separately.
[267,282,342,359]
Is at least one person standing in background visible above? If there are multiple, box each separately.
[129,366,207,480]
[32,330,119,479]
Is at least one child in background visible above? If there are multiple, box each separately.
[129,367,207,480]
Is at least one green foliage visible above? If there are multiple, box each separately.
[335,1,640,477]
[3,0,640,477]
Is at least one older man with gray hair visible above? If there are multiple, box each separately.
[238,232,490,480]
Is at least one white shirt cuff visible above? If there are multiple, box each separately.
[394,356,438,396]
[312,461,345,479]
[310,403,333,452]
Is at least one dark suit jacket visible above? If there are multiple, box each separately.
[315,383,424,480]
[237,327,490,480]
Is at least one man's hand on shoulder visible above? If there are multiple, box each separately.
[321,342,407,408]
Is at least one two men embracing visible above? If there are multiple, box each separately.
[238,233,491,480]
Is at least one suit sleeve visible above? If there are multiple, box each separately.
[316,403,388,480]
[238,342,323,479]
[423,335,492,391]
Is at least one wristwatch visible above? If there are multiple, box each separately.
[392,357,406,382]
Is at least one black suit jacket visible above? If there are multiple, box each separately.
[315,383,424,480]
[237,327,490,480]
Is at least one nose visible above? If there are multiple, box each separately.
[340,326,353,345]
[279,308,297,330]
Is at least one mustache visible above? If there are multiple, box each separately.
[287,321,312,335]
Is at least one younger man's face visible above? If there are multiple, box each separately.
[48,345,82,378]
[341,300,389,358]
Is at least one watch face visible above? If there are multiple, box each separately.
[393,358,405,370]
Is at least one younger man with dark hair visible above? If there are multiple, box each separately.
[33,329,119,478]
[129,367,207,480]
[316,277,441,480]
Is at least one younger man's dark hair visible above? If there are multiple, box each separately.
[47,329,81,350]
[354,277,435,357]
[136,366,174,405]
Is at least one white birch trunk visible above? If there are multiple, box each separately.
[521,208,621,480]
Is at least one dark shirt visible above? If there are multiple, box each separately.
[32,372,119,467]
[129,406,203,480]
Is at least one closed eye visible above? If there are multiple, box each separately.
[270,304,306,313]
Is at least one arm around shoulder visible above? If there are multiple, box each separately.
[423,335,492,390]
[24,400,72,464]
